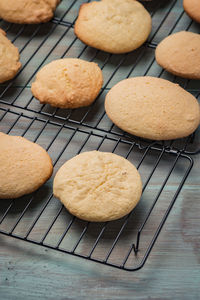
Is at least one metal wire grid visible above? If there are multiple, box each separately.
[0,107,193,271]
[0,0,200,154]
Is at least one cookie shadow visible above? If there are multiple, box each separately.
[141,0,172,11]
[0,181,53,233]
[1,21,55,38]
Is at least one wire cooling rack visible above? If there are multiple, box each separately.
[0,107,193,271]
[0,0,199,154]
[0,0,199,271]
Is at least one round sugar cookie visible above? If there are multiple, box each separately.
[183,0,200,23]
[74,0,152,54]
[0,133,53,199]
[155,31,200,79]
[53,151,142,222]
[105,77,200,141]
[0,0,60,24]
[0,29,21,83]
[31,58,103,108]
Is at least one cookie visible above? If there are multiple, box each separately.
[0,0,60,24]
[53,151,142,222]
[183,0,200,23]
[0,133,53,199]
[74,0,152,54]
[0,29,21,83]
[105,77,200,140]
[31,58,103,109]
[155,31,200,79]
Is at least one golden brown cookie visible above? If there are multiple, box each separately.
[53,151,142,222]
[0,133,53,199]
[31,58,103,108]
[0,29,21,83]
[74,0,152,54]
[183,0,200,23]
[155,31,200,79]
[0,0,60,24]
[105,77,200,140]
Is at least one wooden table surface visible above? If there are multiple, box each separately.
[0,0,200,299]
